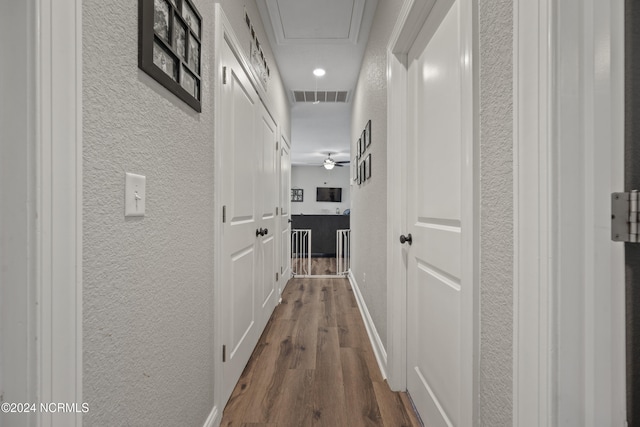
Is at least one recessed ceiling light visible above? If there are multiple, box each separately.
[313,68,326,77]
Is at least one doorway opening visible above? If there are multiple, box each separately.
[290,164,351,277]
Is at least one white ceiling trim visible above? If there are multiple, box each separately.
[265,0,366,45]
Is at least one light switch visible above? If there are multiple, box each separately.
[125,173,146,217]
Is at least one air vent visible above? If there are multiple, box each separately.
[291,90,349,103]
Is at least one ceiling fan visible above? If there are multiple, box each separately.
[321,153,350,170]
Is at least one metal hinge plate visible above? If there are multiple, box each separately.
[223,66,228,84]
[222,205,226,223]
[222,345,226,362]
[612,190,639,242]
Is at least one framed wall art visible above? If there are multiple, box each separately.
[365,120,371,149]
[365,154,371,179]
[139,0,202,112]
[353,155,359,182]
[291,188,304,202]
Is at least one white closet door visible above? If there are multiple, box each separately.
[405,1,466,425]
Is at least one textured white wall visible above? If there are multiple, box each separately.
[478,0,514,424]
[291,165,351,215]
[350,0,404,351]
[83,1,216,425]
[83,1,289,425]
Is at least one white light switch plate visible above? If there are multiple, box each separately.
[125,173,146,217]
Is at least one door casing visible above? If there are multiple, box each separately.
[514,0,626,425]
[0,1,83,426]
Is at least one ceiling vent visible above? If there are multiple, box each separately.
[292,90,349,103]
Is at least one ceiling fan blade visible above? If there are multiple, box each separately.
[335,160,350,164]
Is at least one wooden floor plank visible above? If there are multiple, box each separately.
[373,382,421,427]
[311,326,348,426]
[400,392,424,427]
[341,347,384,426]
[269,369,315,426]
[220,277,420,427]
[289,293,319,369]
[318,282,337,327]
[223,318,295,424]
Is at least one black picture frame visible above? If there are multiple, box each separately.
[360,130,366,156]
[291,188,304,202]
[359,160,366,184]
[139,0,202,112]
[365,120,372,148]
[365,154,372,179]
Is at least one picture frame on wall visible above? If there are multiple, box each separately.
[139,0,203,112]
[365,120,371,148]
[359,159,366,184]
[360,130,366,156]
[353,155,359,182]
[291,188,304,202]
[365,154,371,179]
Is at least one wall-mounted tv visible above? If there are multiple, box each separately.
[316,187,342,202]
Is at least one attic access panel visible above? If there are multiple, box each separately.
[266,0,366,44]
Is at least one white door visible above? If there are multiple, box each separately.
[219,40,262,398]
[279,136,292,290]
[256,102,278,328]
[404,0,469,425]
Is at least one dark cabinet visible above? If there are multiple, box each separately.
[291,215,350,257]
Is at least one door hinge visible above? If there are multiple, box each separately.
[222,345,226,362]
[276,272,279,281]
[222,66,228,84]
[222,205,226,223]
[276,207,279,215]
[276,141,279,150]
[612,190,639,242]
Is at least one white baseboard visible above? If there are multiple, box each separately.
[203,405,219,427]
[348,270,388,379]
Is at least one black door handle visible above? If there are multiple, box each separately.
[262,228,268,236]
[256,228,263,237]
[399,234,412,245]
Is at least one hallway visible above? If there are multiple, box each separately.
[220,278,420,426]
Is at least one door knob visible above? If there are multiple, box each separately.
[256,228,263,237]
[262,228,268,236]
[399,234,412,245]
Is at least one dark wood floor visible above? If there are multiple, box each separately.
[220,277,422,427]
[292,257,347,276]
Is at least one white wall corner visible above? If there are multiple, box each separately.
[348,270,388,379]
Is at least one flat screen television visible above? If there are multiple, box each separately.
[316,187,342,202]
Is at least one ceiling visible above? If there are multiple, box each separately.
[256,0,379,165]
